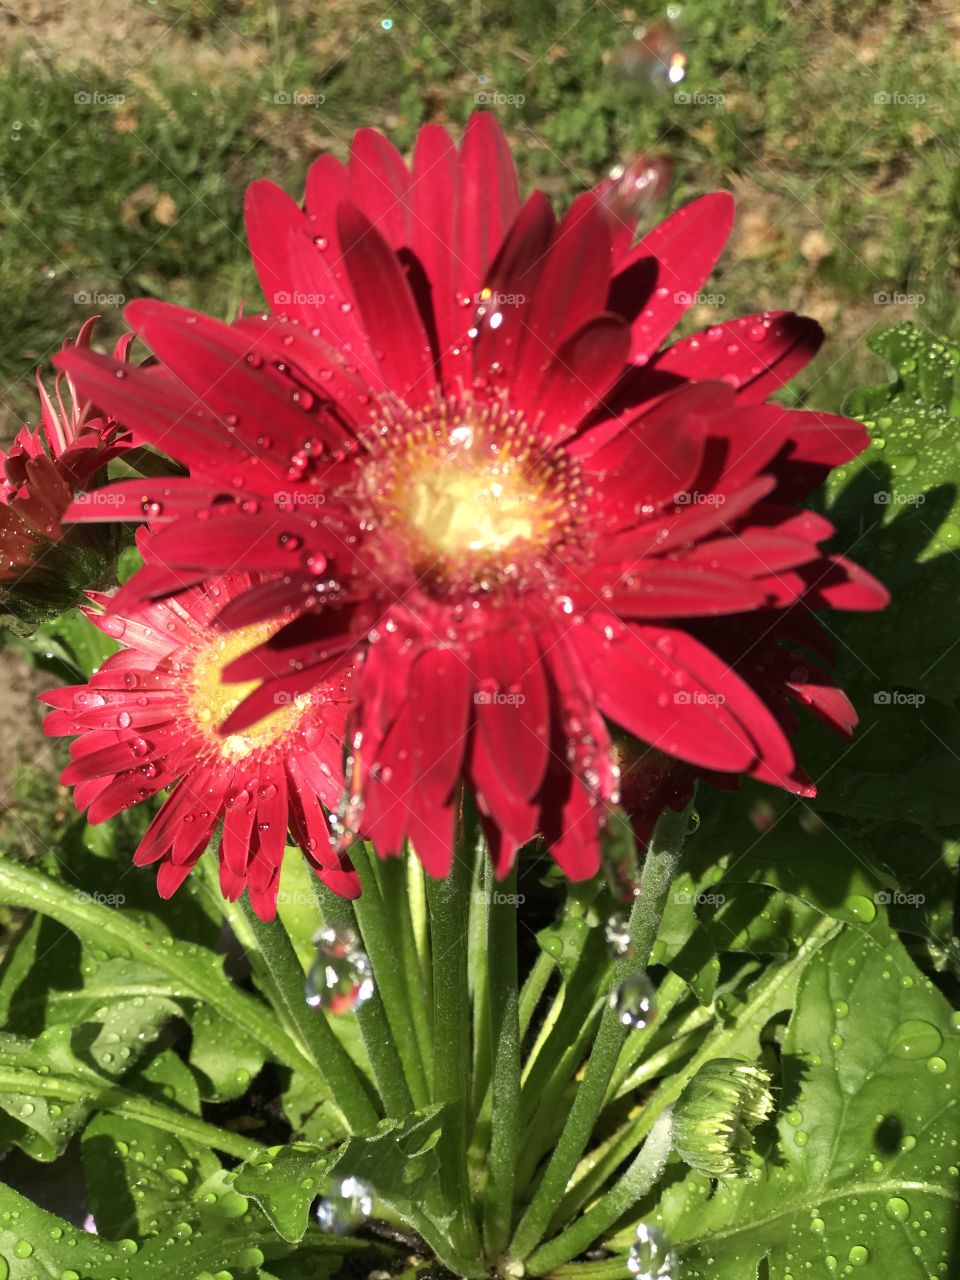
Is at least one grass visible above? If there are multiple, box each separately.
[0,0,957,427]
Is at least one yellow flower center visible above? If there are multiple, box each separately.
[358,400,578,591]
[184,621,314,761]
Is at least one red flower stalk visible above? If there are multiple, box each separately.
[0,319,133,623]
[40,558,357,918]
[54,113,887,885]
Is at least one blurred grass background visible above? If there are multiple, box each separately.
[1,0,958,432]
[0,0,957,850]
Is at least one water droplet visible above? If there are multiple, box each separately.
[886,1197,910,1221]
[315,1175,374,1234]
[604,913,632,958]
[610,973,658,1030]
[12,1241,32,1259]
[627,1222,677,1278]
[305,927,374,1014]
[887,1019,942,1060]
[847,1245,869,1267]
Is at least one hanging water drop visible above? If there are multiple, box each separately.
[610,973,658,1029]
[627,1222,677,1278]
[315,1175,374,1234]
[604,913,633,958]
[305,927,374,1014]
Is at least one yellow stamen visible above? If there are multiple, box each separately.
[185,621,313,762]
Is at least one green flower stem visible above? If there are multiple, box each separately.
[425,821,482,1261]
[377,853,434,1086]
[525,1109,675,1275]
[508,803,690,1263]
[316,883,415,1118]
[235,892,380,1133]
[345,843,430,1108]
[518,949,555,1040]
[555,1023,710,1226]
[0,1065,263,1162]
[481,860,521,1259]
[516,996,604,1192]
[468,855,492,1124]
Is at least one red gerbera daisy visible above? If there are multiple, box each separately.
[40,562,357,918]
[54,113,887,885]
[0,318,133,622]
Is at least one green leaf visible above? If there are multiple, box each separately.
[0,1180,106,1278]
[826,322,960,706]
[0,859,319,1090]
[235,1106,448,1244]
[658,927,960,1278]
[0,1170,369,1279]
[25,605,119,680]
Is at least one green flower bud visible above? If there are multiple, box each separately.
[673,1057,774,1179]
